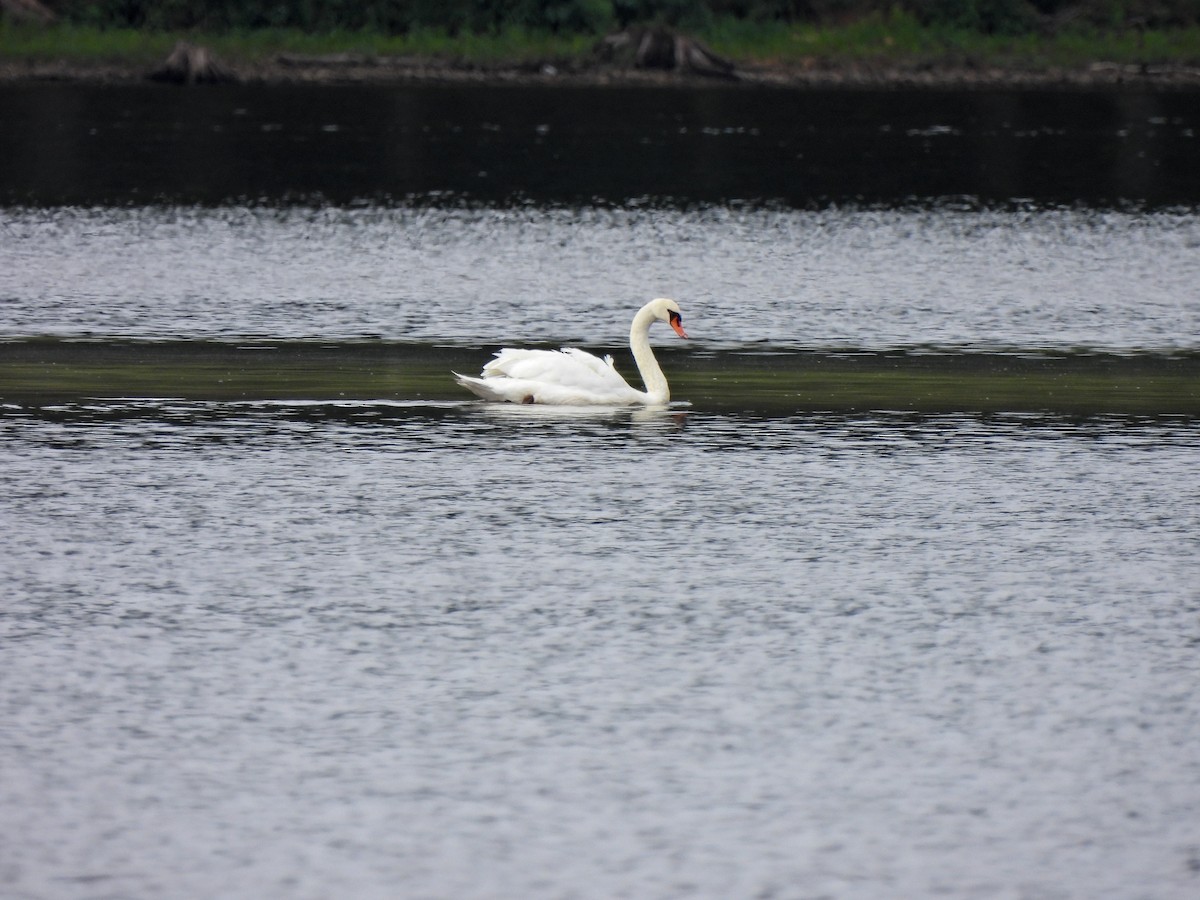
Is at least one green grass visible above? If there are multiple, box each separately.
[0,23,173,64]
[699,12,1200,69]
[0,22,602,68]
[3,14,1200,71]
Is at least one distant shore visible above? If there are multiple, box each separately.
[4,55,1200,89]
[4,18,1200,90]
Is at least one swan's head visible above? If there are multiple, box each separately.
[651,298,689,339]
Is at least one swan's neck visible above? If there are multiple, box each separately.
[630,305,669,404]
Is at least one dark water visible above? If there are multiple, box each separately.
[1,83,1199,207]
[3,83,1200,899]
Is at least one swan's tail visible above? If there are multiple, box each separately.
[453,372,508,402]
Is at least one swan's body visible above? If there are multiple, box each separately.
[454,298,688,406]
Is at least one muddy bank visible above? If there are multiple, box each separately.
[3,54,1200,89]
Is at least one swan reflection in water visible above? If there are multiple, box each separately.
[454,298,689,406]
[474,402,690,428]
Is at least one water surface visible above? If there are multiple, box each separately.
[4,204,1199,353]
[3,82,1200,899]
[2,83,1199,206]
[3,403,1199,898]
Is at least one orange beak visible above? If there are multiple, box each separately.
[669,313,689,339]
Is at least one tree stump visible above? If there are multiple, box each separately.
[149,42,235,85]
[600,27,737,79]
[0,0,56,25]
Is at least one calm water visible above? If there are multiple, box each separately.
[3,83,1200,898]
[2,83,1199,207]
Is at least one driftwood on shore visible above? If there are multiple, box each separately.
[149,42,236,85]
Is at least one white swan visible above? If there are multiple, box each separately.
[454,298,688,406]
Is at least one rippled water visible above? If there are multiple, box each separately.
[2,403,1199,898]
[4,82,1200,898]
[4,204,1200,352]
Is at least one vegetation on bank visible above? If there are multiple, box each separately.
[2,2,1200,72]
[20,1,1200,35]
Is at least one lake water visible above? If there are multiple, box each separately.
[2,82,1200,899]
[2,83,1200,207]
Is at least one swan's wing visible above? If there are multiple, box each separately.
[468,347,642,405]
[483,348,634,393]
[560,348,630,387]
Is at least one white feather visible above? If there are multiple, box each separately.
[454,299,687,406]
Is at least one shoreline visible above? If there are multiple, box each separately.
[4,56,1200,90]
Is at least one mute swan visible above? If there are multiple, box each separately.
[454,298,688,406]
